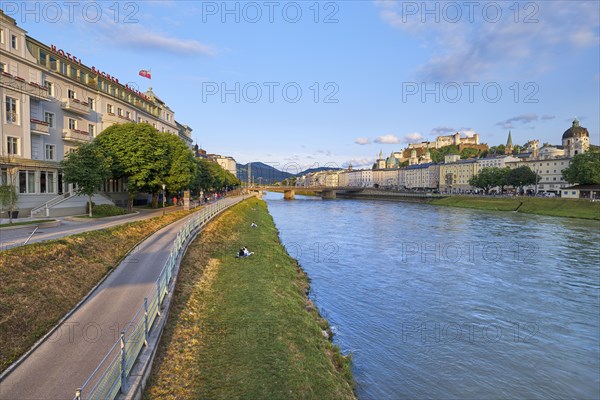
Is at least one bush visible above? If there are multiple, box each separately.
[92,204,126,217]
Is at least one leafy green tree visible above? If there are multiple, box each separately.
[469,167,511,194]
[460,147,481,159]
[562,150,600,185]
[508,166,539,193]
[95,123,169,211]
[194,159,240,192]
[61,143,112,217]
[155,132,197,207]
[0,184,18,223]
[488,145,506,155]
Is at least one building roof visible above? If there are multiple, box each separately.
[563,184,600,190]
[562,118,589,140]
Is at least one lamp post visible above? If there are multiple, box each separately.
[162,184,166,216]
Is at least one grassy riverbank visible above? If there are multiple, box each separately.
[0,209,195,372]
[145,199,355,399]
[429,196,600,220]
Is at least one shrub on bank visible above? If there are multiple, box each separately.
[92,204,127,217]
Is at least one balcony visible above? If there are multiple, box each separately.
[102,113,133,125]
[0,72,50,101]
[61,98,90,115]
[62,128,92,143]
[30,119,50,135]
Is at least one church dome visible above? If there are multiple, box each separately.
[563,118,589,140]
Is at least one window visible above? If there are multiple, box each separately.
[69,66,77,79]
[88,97,95,110]
[68,118,76,130]
[40,171,55,194]
[39,50,47,66]
[5,96,18,124]
[68,89,76,99]
[49,56,57,71]
[44,112,54,128]
[117,107,122,116]
[0,62,5,73]
[11,34,17,49]
[137,116,142,123]
[107,104,113,114]
[0,168,7,185]
[125,111,130,119]
[45,144,55,160]
[7,137,18,155]
[88,124,95,136]
[0,28,4,44]
[46,81,54,96]
[60,62,67,75]
[19,170,36,194]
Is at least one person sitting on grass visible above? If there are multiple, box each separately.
[237,246,253,258]
[251,222,258,228]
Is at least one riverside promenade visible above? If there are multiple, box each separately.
[0,206,186,251]
[0,196,245,400]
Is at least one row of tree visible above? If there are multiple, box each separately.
[468,166,539,194]
[61,123,240,215]
[469,150,600,194]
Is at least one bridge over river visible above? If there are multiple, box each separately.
[255,186,447,201]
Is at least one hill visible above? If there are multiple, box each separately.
[236,163,344,184]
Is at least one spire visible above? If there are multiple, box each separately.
[506,131,513,147]
[573,117,579,127]
[379,149,383,159]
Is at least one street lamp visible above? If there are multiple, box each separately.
[162,184,166,216]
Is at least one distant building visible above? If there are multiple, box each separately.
[207,154,237,176]
[506,158,572,194]
[439,159,478,192]
[477,155,519,169]
[562,118,590,157]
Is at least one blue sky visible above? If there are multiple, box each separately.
[8,0,599,170]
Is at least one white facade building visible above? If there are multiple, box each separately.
[0,11,192,214]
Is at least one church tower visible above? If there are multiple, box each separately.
[504,131,513,155]
[376,149,386,169]
[562,118,590,157]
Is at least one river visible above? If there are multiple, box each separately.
[264,192,600,400]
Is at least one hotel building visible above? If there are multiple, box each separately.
[0,11,193,215]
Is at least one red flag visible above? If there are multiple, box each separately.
[139,69,151,79]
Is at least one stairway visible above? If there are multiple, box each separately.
[30,192,116,218]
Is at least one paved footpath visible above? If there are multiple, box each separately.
[0,206,190,251]
[0,197,244,400]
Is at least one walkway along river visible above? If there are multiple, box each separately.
[264,192,600,400]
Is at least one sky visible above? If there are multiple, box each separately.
[6,0,599,171]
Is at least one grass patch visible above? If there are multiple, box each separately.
[430,196,600,220]
[0,209,196,372]
[145,199,355,400]
[0,220,56,228]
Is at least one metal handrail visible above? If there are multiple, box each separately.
[74,195,249,400]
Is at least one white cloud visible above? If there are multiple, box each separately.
[374,134,401,144]
[342,158,376,169]
[402,132,423,143]
[496,113,539,129]
[374,1,600,81]
[431,126,455,135]
[354,137,372,145]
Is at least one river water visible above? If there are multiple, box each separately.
[264,192,600,400]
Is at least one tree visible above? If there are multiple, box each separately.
[61,142,112,217]
[507,166,539,193]
[469,167,498,194]
[460,147,481,159]
[0,183,18,223]
[562,150,600,185]
[194,159,240,192]
[156,132,197,208]
[95,123,168,211]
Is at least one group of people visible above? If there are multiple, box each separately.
[238,247,252,258]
